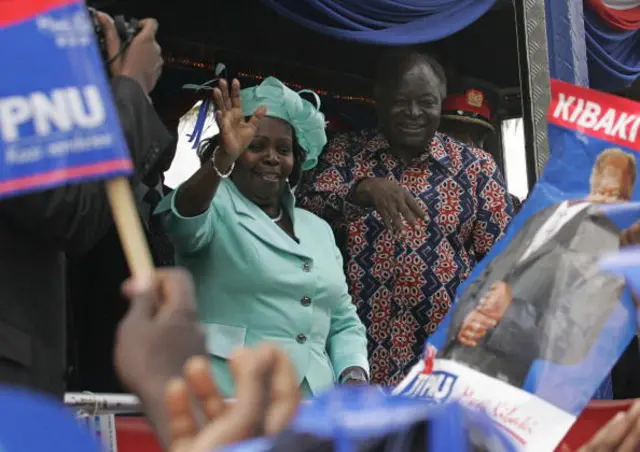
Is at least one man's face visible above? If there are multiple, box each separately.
[591,155,634,202]
[377,62,442,151]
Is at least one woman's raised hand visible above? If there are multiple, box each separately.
[212,79,267,159]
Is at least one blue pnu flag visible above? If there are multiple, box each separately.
[395,81,640,451]
[0,0,132,199]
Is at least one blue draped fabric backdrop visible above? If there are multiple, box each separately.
[258,0,496,44]
[584,5,640,92]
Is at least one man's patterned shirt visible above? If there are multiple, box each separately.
[296,130,514,385]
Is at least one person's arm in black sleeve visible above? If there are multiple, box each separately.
[0,76,171,256]
[0,13,170,256]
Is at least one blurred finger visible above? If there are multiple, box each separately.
[227,348,271,437]
[458,336,477,347]
[95,12,120,62]
[618,402,640,452]
[260,345,300,435]
[376,205,394,233]
[137,18,159,37]
[467,324,487,339]
[230,79,242,109]
[475,315,497,330]
[247,106,267,128]
[618,419,640,452]
[188,349,271,451]
[219,79,232,111]
[398,200,420,230]
[580,413,627,451]
[213,88,226,113]
[385,205,404,236]
[184,356,226,421]
[460,327,481,341]
[165,378,199,449]
[583,402,640,451]
[406,195,427,220]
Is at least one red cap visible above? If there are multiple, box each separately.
[441,88,494,131]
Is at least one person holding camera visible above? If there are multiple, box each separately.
[66,11,180,395]
[0,11,170,398]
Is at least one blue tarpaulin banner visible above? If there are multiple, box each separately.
[0,0,132,199]
[395,80,640,450]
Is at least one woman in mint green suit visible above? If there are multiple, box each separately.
[156,77,369,398]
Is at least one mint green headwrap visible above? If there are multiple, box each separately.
[240,77,327,170]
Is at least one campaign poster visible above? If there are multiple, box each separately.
[394,80,640,451]
[0,0,132,199]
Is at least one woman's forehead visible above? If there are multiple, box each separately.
[255,116,293,139]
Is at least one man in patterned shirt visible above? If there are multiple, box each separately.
[296,49,514,386]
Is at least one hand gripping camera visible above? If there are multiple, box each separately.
[87,7,142,67]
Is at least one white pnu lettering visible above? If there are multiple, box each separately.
[553,92,639,144]
[405,372,456,402]
[0,86,105,143]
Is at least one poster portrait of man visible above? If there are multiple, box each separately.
[438,147,640,387]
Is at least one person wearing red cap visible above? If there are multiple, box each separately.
[439,85,522,212]
[439,88,495,149]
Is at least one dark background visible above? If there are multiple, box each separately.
[94,0,523,125]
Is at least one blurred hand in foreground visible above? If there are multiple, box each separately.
[165,345,301,452]
[115,268,207,397]
[578,400,640,452]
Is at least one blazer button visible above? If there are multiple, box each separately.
[301,296,311,306]
[302,261,312,272]
[296,333,307,344]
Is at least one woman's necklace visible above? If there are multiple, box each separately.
[271,209,283,222]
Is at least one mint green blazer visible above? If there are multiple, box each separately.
[155,179,369,398]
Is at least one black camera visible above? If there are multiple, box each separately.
[87,7,142,64]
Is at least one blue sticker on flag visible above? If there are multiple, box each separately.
[0,0,132,199]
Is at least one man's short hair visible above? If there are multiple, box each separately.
[590,147,637,190]
[374,48,447,99]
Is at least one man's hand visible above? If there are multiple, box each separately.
[586,194,620,204]
[620,221,640,248]
[165,345,301,452]
[457,310,496,347]
[114,269,207,400]
[96,12,163,94]
[339,367,368,385]
[475,281,513,321]
[578,401,640,452]
[353,178,426,235]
